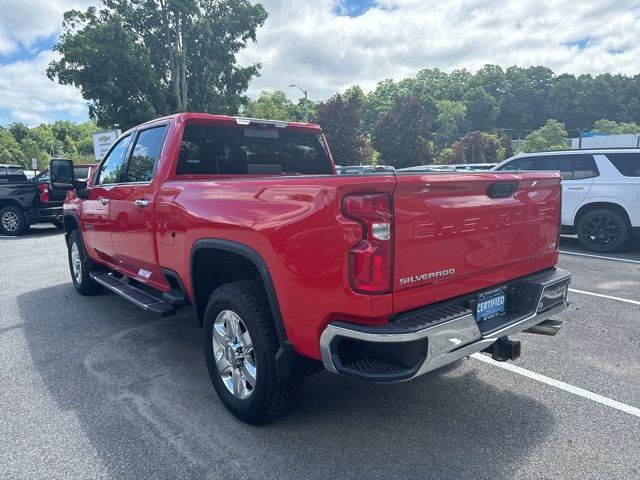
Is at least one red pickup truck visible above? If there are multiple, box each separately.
[50,113,571,424]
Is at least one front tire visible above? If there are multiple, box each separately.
[203,280,303,424]
[0,206,28,236]
[577,209,630,253]
[67,229,104,295]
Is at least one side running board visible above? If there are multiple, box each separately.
[90,272,175,316]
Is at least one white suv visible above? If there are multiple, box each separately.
[493,149,640,252]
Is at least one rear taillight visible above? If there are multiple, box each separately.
[342,194,392,294]
[38,183,49,203]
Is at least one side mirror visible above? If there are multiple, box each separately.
[75,180,90,199]
[49,159,75,190]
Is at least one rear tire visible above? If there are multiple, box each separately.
[53,219,64,229]
[67,229,104,295]
[202,280,303,424]
[577,209,630,253]
[0,206,28,236]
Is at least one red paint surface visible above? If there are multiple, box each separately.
[65,113,562,361]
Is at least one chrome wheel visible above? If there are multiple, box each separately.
[2,211,19,232]
[212,310,256,399]
[70,241,82,284]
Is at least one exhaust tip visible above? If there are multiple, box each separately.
[524,319,564,336]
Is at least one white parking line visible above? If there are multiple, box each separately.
[569,288,640,306]
[560,250,640,265]
[471,353,640,419]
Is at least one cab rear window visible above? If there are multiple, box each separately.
[177,125,332,176]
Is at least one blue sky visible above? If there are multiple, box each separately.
[1,0,639,126]
[0,35,57,65]
[334,0,376,17]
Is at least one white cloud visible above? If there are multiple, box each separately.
[238,0,640,100]
[0,0,94,54]
[0,0,94,124]
[0,51,88,125]
[0,0,639,124]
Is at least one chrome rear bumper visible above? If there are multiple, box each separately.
[320,268,571,381]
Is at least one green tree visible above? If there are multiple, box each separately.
[470,64,507,103]
[371,96,435,168]
[450,131,507,164]
[435,99,466,145]
[48,0,267,128]
[462,86,499,132]
[497,66,553,130]
[8,123,30,144]
[315,86,372,166]
[0,129,27,166]
[0,120,100,169]
[362,79,400,133]
[521,119,568,153]
[593,119,640,134]
[573,75,617,127]
[410,68,451,101]
[446,69,472,100]
[548,74,580,128]
[241,90,314,122]
[242,91,294,121]
[493,129,514,159]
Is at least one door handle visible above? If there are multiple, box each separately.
[567,186,584,190]
[134,198,150,207]
[99,198,110,205]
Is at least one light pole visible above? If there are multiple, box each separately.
[289,84,308,123]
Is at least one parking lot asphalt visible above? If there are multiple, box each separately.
[1,227,639,480]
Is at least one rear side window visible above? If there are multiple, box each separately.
[528,156,559,170]
[177,125,332,176]
[570,155,599,180]
[557,157,573,179]
[125,126,167,183]
[606,153,640,177]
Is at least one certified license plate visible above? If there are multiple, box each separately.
[476,288,506,322]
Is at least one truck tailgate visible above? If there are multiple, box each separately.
[392,171,561,314]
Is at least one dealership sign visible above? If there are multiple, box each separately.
[92,130,119,161]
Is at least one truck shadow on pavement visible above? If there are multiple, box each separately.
[19,283,555,480]
[0,226,63,240]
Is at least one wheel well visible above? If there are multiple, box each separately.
[574,202,631,228]
[192,248,261,324]
[63,214,79,242]
[63,214,78,230]
[189,242,320,382]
